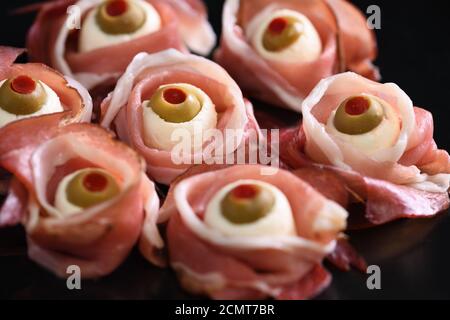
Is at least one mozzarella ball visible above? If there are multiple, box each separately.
[0,79,63,128]
[79,0,161,53]
[54,168,120,216]
[326,94,401,156]
[247,9,322,63]
[142,83,218,152]
[204,179,297,237]
[55,170,86,216]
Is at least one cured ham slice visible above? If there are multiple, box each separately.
[0,123,160,278]
[142,165,348,299]
[100,49,263,185]
[214,0,378,112]
[26,0,216,91]
[0,46,92,128]
[280,72,450,225]
[0,45,92,200]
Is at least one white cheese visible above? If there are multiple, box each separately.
[247,9,322,64]
[0,79,63,128]
[326,94,401,157]
[204,179,297,237]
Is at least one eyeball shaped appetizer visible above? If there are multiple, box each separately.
[0,122,160,278]
[0,75,63,128]
[326,94,401,157]
[140,165,348,299]
[280,72,450,225]
[204,179,296,237]
[214,0,379,112]
[100,49,262,184]
[0,46,92,137]
[26,0,216,91]
[54,168,120,215]
[249,9,322,64]
[79,0,161,52]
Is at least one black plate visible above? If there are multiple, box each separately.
[0,0,449,299]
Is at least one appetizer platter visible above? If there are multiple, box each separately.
[0,0,449,300]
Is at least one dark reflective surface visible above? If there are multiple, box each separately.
[1,213,449,299]
[0,0,449,299]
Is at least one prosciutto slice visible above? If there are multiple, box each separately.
[0,46,92,127]
[141,164,348,299]
[214,0,379,112]
[100,49,262,185]
[0,123,160,278]
[280,72,450,225]
[25,0,216,90]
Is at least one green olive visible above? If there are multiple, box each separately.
[66,169,120,209]
[262,17,302,52]
[96,0,146,35]
[333,95,384,135]
[220,184,275,224]
[147,85,202,123]
[0,75,47,115]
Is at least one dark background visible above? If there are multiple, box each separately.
[0,0,450,299]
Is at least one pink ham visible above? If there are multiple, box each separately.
[100,50,263,184]
[0,123,160,278]
[164,0,216,56]
[0,46,92,197]
[325,0,379,79]
[142,164,347,299]
[279,72,450,225]
[0,178,27,227]
[214,0,379,112]
[25,0,215,91]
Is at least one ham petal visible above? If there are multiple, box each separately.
[214,0,379,112]
[327,238,367,272]
[0,123,160,278]
[26,0,214,90]
[0,178,27,227]
[400,107,450,175]
[279,118,450,225]
[0,45,92,121]
[0,46,26,79]
[100,50,262,184]
[145,164,347,299]
[325,0,379,79]
[164,0,216,55]
[300,72,450,192]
